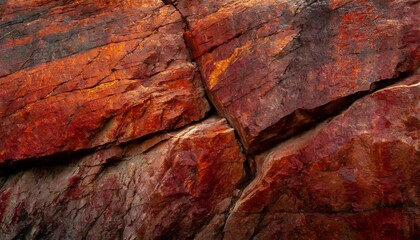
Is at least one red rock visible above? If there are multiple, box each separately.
[179,0,419,152]
[0,0,210,163]
[0,117,246,239]
[1,0,419,239]
[223,80,420,239]
[251,208,420,240]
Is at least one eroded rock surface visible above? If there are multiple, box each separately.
[224,80,420,239]
[0,0,209,162]
[0,117,245,239]
[178,0,419,152]
[0,0,419,239]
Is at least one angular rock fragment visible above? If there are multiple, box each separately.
[178,0,419,152]
[223,80,420,239]
[0,0,210,162]
[0,117,245,239]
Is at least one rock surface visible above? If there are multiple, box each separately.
[0,0,209,162]
[224,80,420,239]
[179,0,419,152]
[0,117,245,239]
[0,0,419,239]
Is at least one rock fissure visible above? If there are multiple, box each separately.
[0,0,419,239]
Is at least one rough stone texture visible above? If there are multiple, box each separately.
[0,0,419,239]
[223,80,420,239]
[0,0,209,163]
[0,117,245,239]
[178,0,419,152]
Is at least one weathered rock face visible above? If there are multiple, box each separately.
[1,0,419,239]
[179,0,419,152]
[224,80,420,239]
[0,117,245,239]
[0,0,209,162]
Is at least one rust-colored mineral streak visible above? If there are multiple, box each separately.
[0,0,419,239]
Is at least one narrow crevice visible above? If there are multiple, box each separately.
[3,2,416,239]
[163,0,417,195]
[250,206,268,240]
[247,70,416,155]
[154,4,417,239]
[162,0,217,115]
[117,110,216,152]
[0,148,95,177]
[0,109,211,177]
[0,175,7,189]
[0,1,217,177]
[216,71,416,238]
[162,4,262,239]
[11,223,33,240]
[161,0,248,155]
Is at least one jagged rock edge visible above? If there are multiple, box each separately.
[162,0,419,238]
